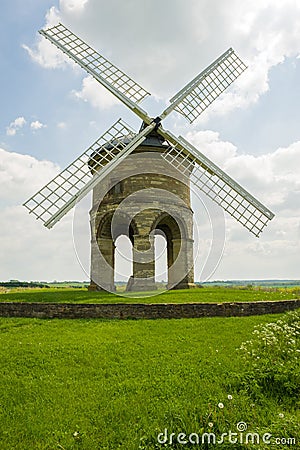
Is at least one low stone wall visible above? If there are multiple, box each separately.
[0,299,299,320]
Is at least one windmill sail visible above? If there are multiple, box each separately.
[160,48,247,123]
[159,128,274,237]
[23,120,154,229]
[40,23,151,122]
[25,24,274,238]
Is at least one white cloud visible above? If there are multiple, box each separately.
[24,0,300,117]
[187,131,300,279]
[57,121,67,129]
[30,120,47,131]
[6,117,47,136]
[194,55,271,124]
[72,75,119,110]
[22,7,71,69]
[6,129,16,137]
[0,148,60,206]
[186,130,238,167]
[0,203,84,281]
[21,0,300,117]
[0,148,87,281]
[12,117,26,128]
[187,130,300,209]
[1,134,299,281]
[6,117,26,136]
[60,0,89,14]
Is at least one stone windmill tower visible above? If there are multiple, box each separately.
[88,127,195,292]
[24,24,274,292]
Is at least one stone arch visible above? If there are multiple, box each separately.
[96,211,137,243]
[90,211,137,291]
[154,214,181,272]
[152,212,194,289]
[96,212,113,239]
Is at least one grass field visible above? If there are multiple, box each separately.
[0,285,299,304]
[0,312,299,449]
[0,287,299,449]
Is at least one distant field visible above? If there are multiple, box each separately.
[0,285,299,304]
[0,313,299,449]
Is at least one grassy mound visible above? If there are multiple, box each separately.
[0,285,299,304]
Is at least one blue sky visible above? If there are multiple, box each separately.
[0,0,299,282]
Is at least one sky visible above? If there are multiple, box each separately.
[0,0,300,282]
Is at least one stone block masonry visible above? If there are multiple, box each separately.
[89,134,196,292]
[0,299,299,320]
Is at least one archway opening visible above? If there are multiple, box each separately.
[154,233,168,284]
[114,235,133,287]
[153,214,186,290]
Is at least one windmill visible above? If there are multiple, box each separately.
[24,23,274,292]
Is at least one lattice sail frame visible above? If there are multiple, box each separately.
[23,120,139,229]
[160,132,274,237]
[40,23,150,121]
[164,48,247,124]
[24,23,274,235]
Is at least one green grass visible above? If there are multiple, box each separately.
[0,285,299,304]
[0,314,299,449]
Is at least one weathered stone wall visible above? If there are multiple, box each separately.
[0,299,299,320]
[90,145,195,291]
